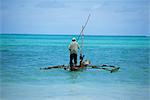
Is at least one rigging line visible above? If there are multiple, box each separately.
[80,25,84,55]
[77,14,91,42]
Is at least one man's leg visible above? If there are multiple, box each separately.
[70,54,73,67]
[74,53,77,66]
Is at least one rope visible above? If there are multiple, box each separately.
[77,14,91,42]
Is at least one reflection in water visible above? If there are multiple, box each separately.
[67,71,83,96]
[68,71,82,84]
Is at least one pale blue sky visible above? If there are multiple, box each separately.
[1,0,150,35]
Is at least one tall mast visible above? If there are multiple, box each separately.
[79,14,91,66]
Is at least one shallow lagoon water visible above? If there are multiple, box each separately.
[0,34,150,100]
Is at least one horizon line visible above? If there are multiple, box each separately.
[1,33,149,37]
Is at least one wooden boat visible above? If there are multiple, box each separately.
[40,60,120,73]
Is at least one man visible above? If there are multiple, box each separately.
[68,37,80,67]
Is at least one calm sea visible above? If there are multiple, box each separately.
[0,34,150,100]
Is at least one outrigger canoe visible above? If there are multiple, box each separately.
[40,64,120,73]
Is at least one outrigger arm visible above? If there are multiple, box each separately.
[40,64,120,73]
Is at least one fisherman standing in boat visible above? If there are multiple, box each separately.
[68,37,80,68]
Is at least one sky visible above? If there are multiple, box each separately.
[1,0,150,36]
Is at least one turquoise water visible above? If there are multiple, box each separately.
[0,34,150,100]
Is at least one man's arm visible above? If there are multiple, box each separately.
[77,43,80,49]
[68,44,71,51]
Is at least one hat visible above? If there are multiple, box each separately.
[72,37,76,41]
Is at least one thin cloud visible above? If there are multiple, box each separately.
[36,0,68,9]
[115,7,143,13]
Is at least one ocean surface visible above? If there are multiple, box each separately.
[0,34,150,100]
